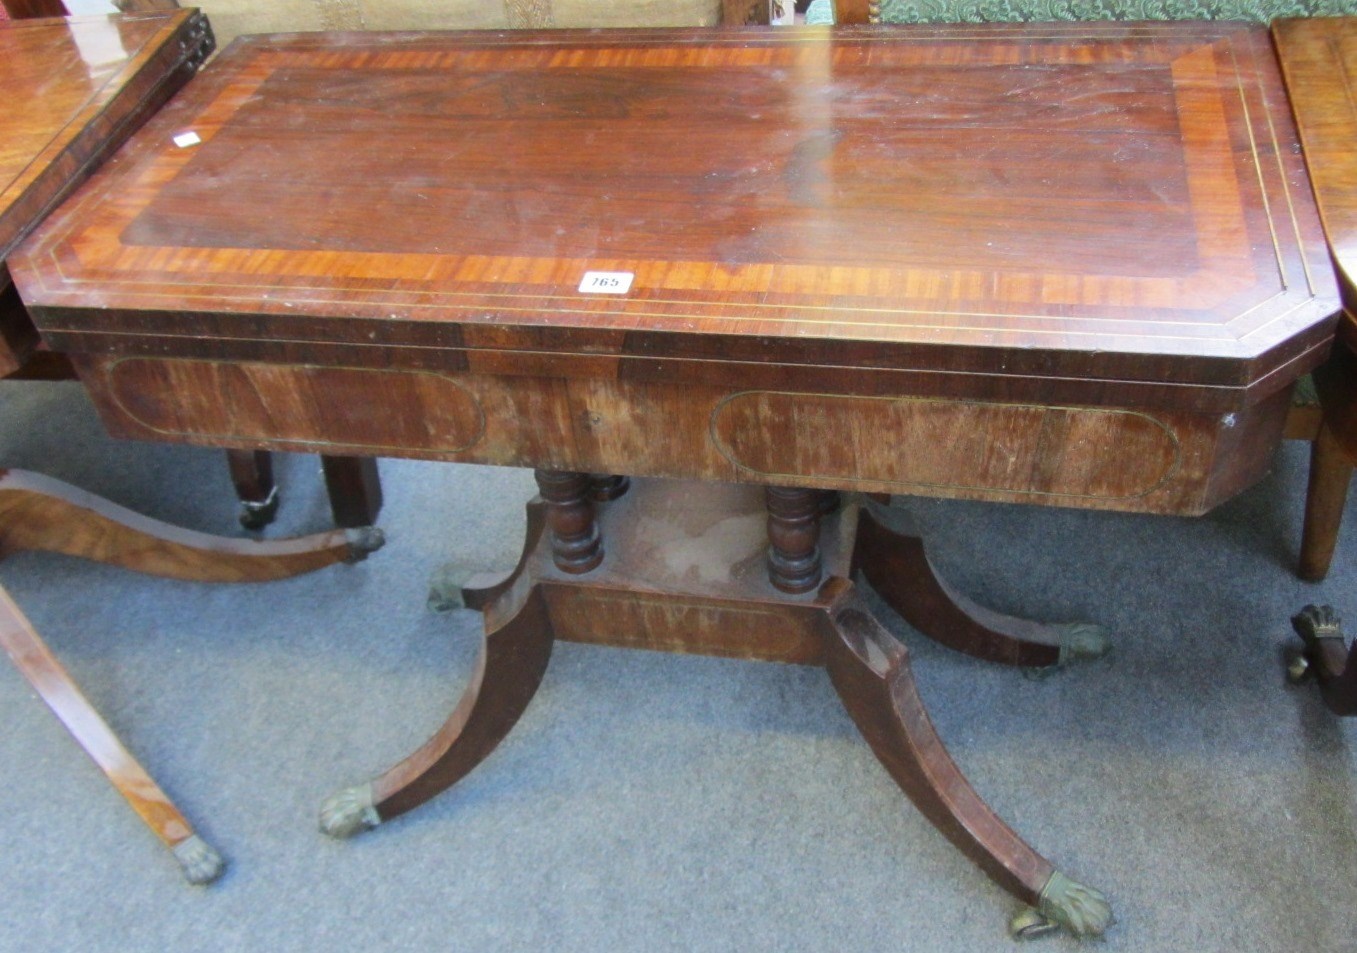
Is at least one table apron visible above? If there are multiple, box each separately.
[72,354,1289,516]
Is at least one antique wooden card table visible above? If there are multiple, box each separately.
[0,10,382,886]
[10,22,1340,936]
[1273,16,1357,715]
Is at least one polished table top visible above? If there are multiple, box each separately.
[1271,18,1357,488]
[0,10,208,263]
[1274,17,1357,343]
[10,22,1341,514]
[0,9,210,373]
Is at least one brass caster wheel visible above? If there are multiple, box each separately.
[1010,907,1061,940]
[1012,871,1113,940]
[1285,648,1313,685]
[237,486,280,530]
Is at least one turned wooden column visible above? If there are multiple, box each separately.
[765,485,823,594]
[535,469,603,574]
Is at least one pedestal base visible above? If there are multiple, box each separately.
[323,478,1110,938]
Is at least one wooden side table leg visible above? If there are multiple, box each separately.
[853,503,1109,670]
[321,580,555,836]
[766,485,823,594]
[1298,422,1353,582]
[0,468,382,581]
[321,455,383,528]
[0,584,224,884]
[1287,605,1357,715]
[225,449,278,531]
[535,469,603,574]
[0,467,383,882]
[821,595,1112,939]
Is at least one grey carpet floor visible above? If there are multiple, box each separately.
[0,379,1353,953]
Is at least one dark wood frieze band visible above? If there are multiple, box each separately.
[37,320,1336,413]
[73,353,1289,515]
[102,358,488,453]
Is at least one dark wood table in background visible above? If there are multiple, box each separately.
[0,10,380,885]
[12,22,1339,935]
[1272,17,1357,715]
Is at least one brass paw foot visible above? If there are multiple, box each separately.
[1286,604,1357,715]
[172,835,225,885]
[427,562,472,612]
[1286,645,1314,684]
[319,782,381,838]
[1056,622,1112,665]
[1024,623,1111,680]
[1010,871,1113,940]
[1009,907,1061,940]
[1292,603,1342,645]
[341,526,386,563]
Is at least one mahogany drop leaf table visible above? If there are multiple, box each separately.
[11,22,1339,935]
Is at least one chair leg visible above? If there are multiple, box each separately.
[228,452,381,531]
[321,456,382,528]
[1299,422,1354,582]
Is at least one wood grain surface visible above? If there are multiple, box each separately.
[13,23,1336,391]
[1275,17,1357,330]
[0,10,207,262]
[10,24,1340,514]
[0,9,209,374]
[0,582,203,850]
[0,467,369,579]
[70,351,1291,514]
[1272,18,1357,569]
[339,478,1074,918]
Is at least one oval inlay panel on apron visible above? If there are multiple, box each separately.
[710,391,1181,500]
[108,358,486,453]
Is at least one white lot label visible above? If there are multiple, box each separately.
[173,131,202,148]
[578,271,634,294]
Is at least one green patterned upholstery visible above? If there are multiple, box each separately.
[811,0,1357,22]
[879,0,1357,20]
